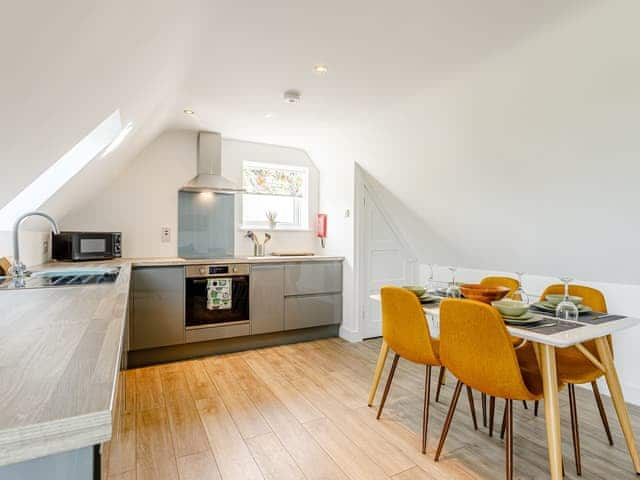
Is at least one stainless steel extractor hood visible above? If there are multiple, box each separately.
[180,132,244,193]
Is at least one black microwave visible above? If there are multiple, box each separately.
[52,231,122,261]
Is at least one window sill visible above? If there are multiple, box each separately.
[239,225,312,233]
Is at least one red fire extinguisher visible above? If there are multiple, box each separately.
[317,213,327,248]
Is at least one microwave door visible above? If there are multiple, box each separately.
[75,234,112,259]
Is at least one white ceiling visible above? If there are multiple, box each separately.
[10,0,637,286]
[172,0,588,145]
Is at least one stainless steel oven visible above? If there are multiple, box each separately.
[185,264,250,328]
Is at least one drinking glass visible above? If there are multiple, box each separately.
[446,266,461,298]
[555,276,578,321]
[511,272,530,304]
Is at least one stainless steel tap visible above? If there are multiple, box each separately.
[10,211,60,278]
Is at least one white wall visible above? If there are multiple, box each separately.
[61,130,321,257]
[322,1,640,284]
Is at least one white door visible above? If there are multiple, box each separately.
[360,185,415,339]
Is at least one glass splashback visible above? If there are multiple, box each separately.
[178,191,235,259]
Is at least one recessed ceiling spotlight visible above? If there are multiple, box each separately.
[313,64,328,74]
[183,108,195,115]
[283,90,301,104]
[264,113,275,119]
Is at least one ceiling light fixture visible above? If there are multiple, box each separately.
[313,64,328,74]
[183,109,195,115]
[283,90,301,104]
[264,113,275,119]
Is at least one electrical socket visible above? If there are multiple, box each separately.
[42,238,49,255]
[161,227,171,243]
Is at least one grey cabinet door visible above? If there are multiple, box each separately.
[284,293,342,330]
[284,261,342,296]
[131,267,185,350]
[250,264,285,335]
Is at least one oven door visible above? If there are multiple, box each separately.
[72,233,115,260]
[185,275,250,327]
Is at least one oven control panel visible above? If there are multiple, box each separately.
[186,264,250,278]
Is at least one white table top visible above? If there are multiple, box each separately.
[369,294,640,348]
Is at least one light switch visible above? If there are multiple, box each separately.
[161,227,171,243]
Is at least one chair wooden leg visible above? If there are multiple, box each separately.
[534,400,539,417]
[506,399,514,480]
[422,365,432,454]
[501,398,508,440]
[466,386,478,430]
[592,380,614,446]
[368,341,390,407]
[435,380,463,461]
[522,400,528,410]
[435,366,446,403]
[568,384,582,475]
[489,396,496,437]
[482,393,487,428]
[376,354,399,420]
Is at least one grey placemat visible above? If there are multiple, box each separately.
[508,318,583,335]
[576,313,627,325]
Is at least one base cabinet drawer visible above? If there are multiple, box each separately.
[284,294,342,330]
[185,322,251,343]
[284,262,342,296]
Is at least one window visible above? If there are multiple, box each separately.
[0,110,131,229]
[242,161,309,230]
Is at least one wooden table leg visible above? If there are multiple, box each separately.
[368,340,389,407]
[538,343,563,480]
[595,337,640,473]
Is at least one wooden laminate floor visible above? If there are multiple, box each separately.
[103,338,640,479]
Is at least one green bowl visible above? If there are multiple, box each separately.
[402,285,426,297]
[545,294,582,306]
[491,299,530,317]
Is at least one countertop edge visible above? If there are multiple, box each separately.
[0,411,111,467]
[127,255,345,267]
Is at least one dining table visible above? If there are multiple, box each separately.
[368,293,640,480]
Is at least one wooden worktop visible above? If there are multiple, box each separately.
[0,254,344,467]
[0,262,132,467]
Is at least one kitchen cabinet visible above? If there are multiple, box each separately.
[283,261,343,331]
[130,266,185,350]
[250,264,285,334]
[284,261,342,296]
[284,293,342,330]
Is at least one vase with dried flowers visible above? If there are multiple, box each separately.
[265,210,278,230]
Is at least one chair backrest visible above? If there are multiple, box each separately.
[541,284,611,353]
[439,298,538,400]
[540,284,607,313]
[380,286,439,365]
[480,276,520,297]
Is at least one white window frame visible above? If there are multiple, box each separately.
[241,161,310,231]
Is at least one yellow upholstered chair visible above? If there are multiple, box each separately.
[436,275,526,428]
[377,287,478,453]
[536,284,613,475]
[435,299,549,479]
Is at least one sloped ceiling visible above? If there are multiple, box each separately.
[8,0,636,283]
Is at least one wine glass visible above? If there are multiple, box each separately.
[446,266,461,298]
[511,271,530,304]
[425,264,436,293]
[556,276,578,321]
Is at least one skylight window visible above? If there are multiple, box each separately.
[0,110,129,230]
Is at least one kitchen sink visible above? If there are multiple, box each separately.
[0,267,120,290]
